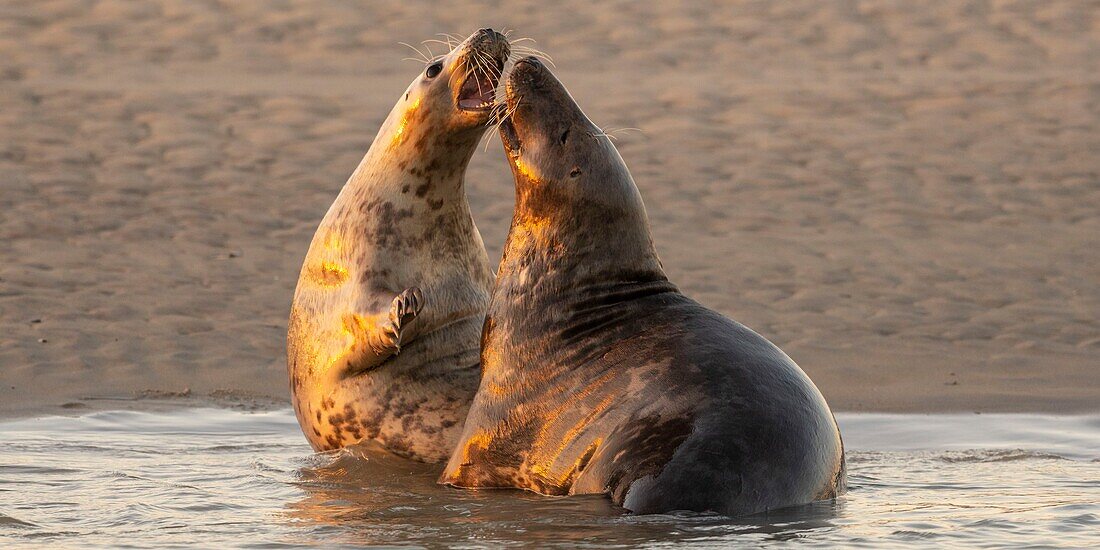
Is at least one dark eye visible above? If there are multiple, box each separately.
[426,61,443,78]
[569,167,581,178]
[560,129,570,144]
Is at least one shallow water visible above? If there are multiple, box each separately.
[1,408,1097,548]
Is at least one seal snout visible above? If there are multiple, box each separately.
[505,56,547,100]
[456,30,509,113]
[477,27,507,43]
[511,56,545,82]
[516,56,544,70]
[499,56,561,155]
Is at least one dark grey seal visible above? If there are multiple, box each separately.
[440,58,846,515]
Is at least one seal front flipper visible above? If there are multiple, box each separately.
[337,286,425,378]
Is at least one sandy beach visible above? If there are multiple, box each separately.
[1,0,1097,418]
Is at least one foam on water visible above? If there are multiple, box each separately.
[1,408,1097,548]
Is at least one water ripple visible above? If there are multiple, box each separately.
[0,408,1097,548]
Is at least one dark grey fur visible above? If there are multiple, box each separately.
[440,58,846,515]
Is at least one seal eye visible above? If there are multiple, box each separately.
[426,61,443,79]
[570,167,582,178]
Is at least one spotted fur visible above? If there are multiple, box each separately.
[287,30,509,462]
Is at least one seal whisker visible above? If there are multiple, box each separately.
[496,102,521,130]
[502,36,550,62]
[459,63,478,95]
[592,126,645,141]
[481,101,521,152]
[439,32,464,46]
[508,51,555,69]
[478,127,498,152]
[470,49,490,97]
[422,38,456,53]
[484,98,518,140]
[510,45,556,67]
[511,45,550,57]
[477,48,497,73]
[472,48,503,106]
[434,33,459,50]
[456,49,477,80]
[511,50,555,67]
[398,41,431,63]
[476,49,499,90]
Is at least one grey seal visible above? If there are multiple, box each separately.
[287,29,509,461]
[440,57,846,515]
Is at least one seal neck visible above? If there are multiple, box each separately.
[483,199,678,392]
[494,189,673,317]
[310,99,491,279]
[356,94,486,198]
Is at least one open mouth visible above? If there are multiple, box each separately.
[457,57,503,112]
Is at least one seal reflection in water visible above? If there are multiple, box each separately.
[287,30,508,461]
[441,58,846,515]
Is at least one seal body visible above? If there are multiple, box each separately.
[440,58,845,514]
[288,30,509,462]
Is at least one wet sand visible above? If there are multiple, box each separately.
[1,1,1097,418]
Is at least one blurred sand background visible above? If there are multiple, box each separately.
[1,0,1097,418]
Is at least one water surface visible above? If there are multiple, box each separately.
[1,408,1097,548]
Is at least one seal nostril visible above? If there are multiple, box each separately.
[560,129,570,144]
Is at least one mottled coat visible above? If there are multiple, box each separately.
[287,31,507,462]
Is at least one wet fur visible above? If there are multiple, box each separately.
[440,59,846,514]
[287,31,507,462]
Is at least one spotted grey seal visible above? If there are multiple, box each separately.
[440,57,846,515]
[287,29,509,461]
